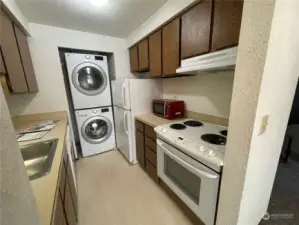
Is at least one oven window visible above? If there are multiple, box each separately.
[154,103,165,115]
[164,154,201,204]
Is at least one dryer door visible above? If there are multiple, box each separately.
[72,62,108,96]
[81,116,112,144]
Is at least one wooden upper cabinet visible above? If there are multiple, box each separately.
[129,46,139,72]
[138,38,149,71]
[149,29,162,77]
[181,0,212,59]
[14,24,38,92]
[162,18,180,77]
[211,0,244,51]
[1,11,28,93]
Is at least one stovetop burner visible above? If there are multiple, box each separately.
[183,120,203,127]
[201,134,227,145]
[170,123,187,130]
[220,130,228,136]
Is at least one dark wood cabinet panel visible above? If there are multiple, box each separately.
[135,120,144,133]
[211,0,244,51]
[1,11,28,93]
[162,18,181,77]
[14,24,38,92]
[66,159,77,218]
[52,194,64,225]
[181,0,212,59]
[0,50,6,74]
[138,38,149,71]
[59,162,66,203]
[65,181,77,225]
[136,130,145,168]
[129,46,139,72]
[146,160,159,182]
[149,30,162,77]
[144,125,156,140]
[145,147,157,167]
[145,136,156,153]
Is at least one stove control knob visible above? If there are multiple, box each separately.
[162,128,167,133]
[157,127,163,132]
[198,146,206,152]
[208,150,216,157]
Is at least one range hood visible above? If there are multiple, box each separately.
[176,47,238,74]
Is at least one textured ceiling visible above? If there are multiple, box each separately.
[15,0,167,38]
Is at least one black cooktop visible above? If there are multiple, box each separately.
[170,123,187,130]
[183,120,203,127]
[220,130,228,137]
[201,134,227,145]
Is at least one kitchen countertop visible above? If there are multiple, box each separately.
[135,113,184,127]
[12,111,68,225]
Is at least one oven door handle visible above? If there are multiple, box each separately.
[158,141,218,179]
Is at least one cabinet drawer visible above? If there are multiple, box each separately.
[66,159,77,217]
[146,160,159,182]
[145,147,157,167]
[59,162,66,202]
[65,181,77,225]
[135,120,144,132]
[145,136,156,152]
[144,125,156,140]
[136,130,145,168]
[52,194,63,225]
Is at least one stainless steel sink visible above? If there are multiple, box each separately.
[20,139,58,181]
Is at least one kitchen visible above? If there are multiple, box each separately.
[1,0,298,225]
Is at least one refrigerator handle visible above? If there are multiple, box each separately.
[124,111,129,135]
[122,83,127,108]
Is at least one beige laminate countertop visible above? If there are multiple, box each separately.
[135,113,184,127]
[12,111,68,225]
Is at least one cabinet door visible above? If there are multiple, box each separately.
[129,46,139,72]
[52,194,64,225]
[14,24,38,92]
[211,0,244,51]
[66,159,77,218]
[162,18,180,77]
[181,0,212,59]
[1,11,28,93]
[136,130,145,168]
[149,30,162,77]
[138,38,149,71]
[0,50,6,74]
[65,181,77,225]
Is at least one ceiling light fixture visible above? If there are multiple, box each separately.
[89,0,108,7]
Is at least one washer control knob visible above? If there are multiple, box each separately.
[85,56,90,59]
[93,110,97,114]
[208,150,216,157]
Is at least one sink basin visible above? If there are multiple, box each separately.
[20,139,58,181]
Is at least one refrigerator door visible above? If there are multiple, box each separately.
[113,78,131,110]
[114,106,135,163]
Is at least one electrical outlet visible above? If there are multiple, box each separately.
[258,115,269,136]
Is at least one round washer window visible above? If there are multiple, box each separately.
[81,116,112,144]
[72,62,107,96]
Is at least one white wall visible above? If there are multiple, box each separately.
[7,23,131,117]
[126,0,196,47]
[237,0,299,223]
[163,71,234,118]
[2,0,30,34]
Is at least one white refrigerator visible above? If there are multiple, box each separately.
[113,78,162,164]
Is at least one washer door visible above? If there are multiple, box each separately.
[81,116,112,144]
[72,62,107,96]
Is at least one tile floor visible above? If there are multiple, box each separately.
[77,149,193,225]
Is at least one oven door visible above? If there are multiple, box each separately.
[157,139,219,225]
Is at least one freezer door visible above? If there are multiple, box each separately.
[114,106,134,163]
[113,78,131,110]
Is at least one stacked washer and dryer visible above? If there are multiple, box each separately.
[65,53,115,157]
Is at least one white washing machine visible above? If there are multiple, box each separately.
[65,53,112,109]
[76,106,115,157]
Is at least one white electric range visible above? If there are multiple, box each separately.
[154,119,227,225]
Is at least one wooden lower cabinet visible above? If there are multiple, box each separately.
[52,148,77,225]
[136,130,145,168]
